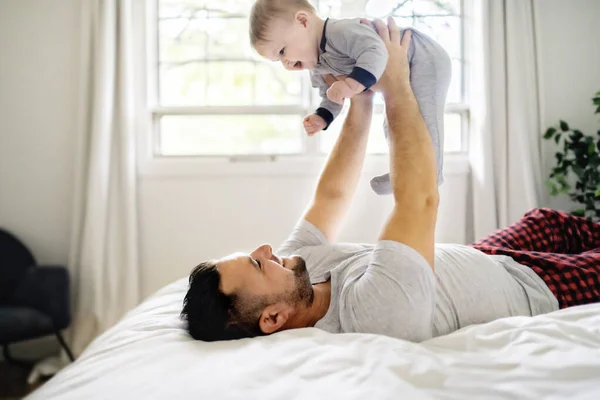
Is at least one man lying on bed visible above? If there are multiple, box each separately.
[181,18,600,342]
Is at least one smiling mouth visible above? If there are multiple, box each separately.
[294,61,302,69]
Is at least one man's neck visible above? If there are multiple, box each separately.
[288,281,331,329]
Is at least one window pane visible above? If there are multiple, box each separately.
[206,62,255,105]
[159,0,251,18]
[392,16,461,59]
[159,63,208,105]
[155,0,468,157]
[417,16,461,60]
[319,111,463,154]
[365,0,460,18]
[255,64,303,105]
[206,17,251,58]
[157,0,302,106]
[159,115,303,156]
[413,0,461,15]
[317,0,343,17]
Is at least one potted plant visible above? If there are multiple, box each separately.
[543,91,600,221]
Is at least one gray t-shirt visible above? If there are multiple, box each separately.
[277,220,558,342]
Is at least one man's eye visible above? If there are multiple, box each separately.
[279,48,285,56]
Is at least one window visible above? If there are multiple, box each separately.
[149,0,468,158]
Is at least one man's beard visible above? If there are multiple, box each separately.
[290,256,314,307]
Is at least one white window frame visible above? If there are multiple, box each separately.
[136,0,471,177]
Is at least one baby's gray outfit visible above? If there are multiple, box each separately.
[311,18,452,193]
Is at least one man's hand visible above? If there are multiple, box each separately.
[303,114,327,136]
[361,18,412,101]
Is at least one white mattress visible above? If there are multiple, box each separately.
[28,278,600,400]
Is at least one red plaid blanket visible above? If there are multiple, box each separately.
[471,208,600,308]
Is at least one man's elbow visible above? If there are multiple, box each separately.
[425,191,440,210]
[315,182,349,202]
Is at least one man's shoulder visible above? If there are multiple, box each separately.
[276,219,329,256]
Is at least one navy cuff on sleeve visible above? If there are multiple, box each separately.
[348,67,377,90]
[315,107,334,130]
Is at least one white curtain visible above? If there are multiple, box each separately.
[467,0,544,242]
[68,0,140,356]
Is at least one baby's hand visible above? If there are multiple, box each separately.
[326,80,355,105]
[303,114,327,136]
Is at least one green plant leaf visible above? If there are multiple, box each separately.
[554,133,562,144]
[596,105,600,114]
[569,193,579,201]
[543,127,557,139]
[546,96,600,217]
[545,180,559,196]
[574,130,584,141]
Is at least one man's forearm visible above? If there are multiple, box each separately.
[385,85,438,205]
[315,98,373,200]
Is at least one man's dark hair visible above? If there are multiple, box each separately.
[181,260,267,341]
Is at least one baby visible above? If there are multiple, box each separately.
[250,0,451,194]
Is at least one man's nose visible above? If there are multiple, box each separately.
[264,244,273,258]
[257,244,273,258]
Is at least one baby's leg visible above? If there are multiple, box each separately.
[370,28,452,195]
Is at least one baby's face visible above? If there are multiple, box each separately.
[256,17,319,71]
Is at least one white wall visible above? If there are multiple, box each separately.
[1,1,598,302]
[535,0,600,210]
[0,0,80,359]
[0,0,80,265]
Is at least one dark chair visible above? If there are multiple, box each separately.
[0,228,74,364]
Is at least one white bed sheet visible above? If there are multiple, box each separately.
[28,278,600,400]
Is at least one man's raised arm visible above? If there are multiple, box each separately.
[302,87,374,243]
[374,19,439,269]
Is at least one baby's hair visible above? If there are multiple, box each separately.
[249,0,317,47]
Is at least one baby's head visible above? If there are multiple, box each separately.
[250,0,322,70]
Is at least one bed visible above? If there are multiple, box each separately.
[27,278,600,400]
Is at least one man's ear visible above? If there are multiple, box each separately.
[295,11,309,28]
[259,302,292,334]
